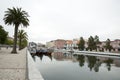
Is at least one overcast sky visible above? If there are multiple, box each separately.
[0,0,120,43]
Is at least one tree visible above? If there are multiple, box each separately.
[5,39,14,45]
[21,39,28,49]
[78,37,85,50]
[87,35,100,51]
[18,30,28,50]
[3,7,29,53]
[104,39,113,51]
[88,36,96,51]
[0,25,8,44]
[94,35,100,51]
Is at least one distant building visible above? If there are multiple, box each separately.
[46,39,79,50]
[46,39,66,49]
[54,39,66,49]
[64,40,73,50]
[46,38,120,52]
[97,39,120,52]
[97,41,106,51]
[37,43,45,50]
[72,39,79,49]
[110,39,120,52]
[46,40,55,48]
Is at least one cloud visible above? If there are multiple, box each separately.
[0,0,120,43]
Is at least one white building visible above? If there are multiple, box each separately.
[46,40,55,48]
[72,39,79,49]
[64,40,73,50]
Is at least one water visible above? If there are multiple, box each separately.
[32,52,120,80]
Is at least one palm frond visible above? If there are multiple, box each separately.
[3,7,29,27]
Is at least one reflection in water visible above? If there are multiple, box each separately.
[47,54,52,61]
[31,54,36,61]
[32,52,120,72]
[32,52,120,80]
[87,56,98,71]
[94,59,101,72]
[104,58,113,71]
[39,54,43,60]
[32,53,52,61]
[53,52,73,61]
[77,55,85,67]
[53,52,119,72]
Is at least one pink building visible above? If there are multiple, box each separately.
[54,39,66,49]
[97,39,120,52]
[110,39,120,52]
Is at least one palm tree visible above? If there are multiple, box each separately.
[18,30,28,50]
[3,7,29,53]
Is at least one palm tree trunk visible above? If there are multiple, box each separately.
[11,25,18,53]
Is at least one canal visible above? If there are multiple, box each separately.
[31,52,120,80]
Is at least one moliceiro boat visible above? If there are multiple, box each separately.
[36,48,54,54]
[28,42,54,54]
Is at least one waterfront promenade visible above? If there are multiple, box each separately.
[0,47,27,80]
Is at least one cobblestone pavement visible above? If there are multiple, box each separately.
[0,47,27,80]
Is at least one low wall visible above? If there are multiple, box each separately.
[27,51,44,80]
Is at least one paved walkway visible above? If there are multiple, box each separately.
[0,47,27,80]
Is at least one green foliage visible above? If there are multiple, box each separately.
[78,37,85,50]
[21,39,28,49]
[3,7,29,53]
[18,30,28,40]
[5,39,13,45]
[3,7,29,27]
[94,35,100,44]
[88,36,96,51]
[104,39,113,51]
[0,25,8,44]
[18,30,28,50]
[87,35,100,51]
[94,35,100,50]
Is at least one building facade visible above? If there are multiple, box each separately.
[64,40,73,50]
[46,39,66,49]
[72,39,79,49]
[110,39,120,52]
[46,41,55,48]
[97,39,120,52]
[54,39,66,49]
[46,39,120,52]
